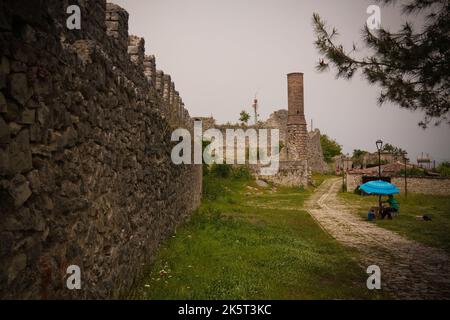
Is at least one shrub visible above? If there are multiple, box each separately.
[320,134,342,163]
[210,163,232,178]
[437,162,450,177]
[231,166,252,180]
[398,168,426,176]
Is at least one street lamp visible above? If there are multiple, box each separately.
[376,139,383,180]
[376,139,383,216]
[403,152,408,199]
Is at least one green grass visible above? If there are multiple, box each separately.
[311,172,339,187]
[129,174,385,300]
[339,192,450,254]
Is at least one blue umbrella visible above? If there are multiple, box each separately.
[359,180,400,195]
[359,180,400,219]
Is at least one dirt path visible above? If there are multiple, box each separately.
[305,178,450,299]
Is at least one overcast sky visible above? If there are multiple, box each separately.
[113,0,449,164]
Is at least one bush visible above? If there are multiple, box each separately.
[320,134,342,163]
[398,168,426,176]
[210,163,232,178]
[437,162,450,177]
[231,166,252,180]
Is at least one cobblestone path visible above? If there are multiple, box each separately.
[305,178,450,299]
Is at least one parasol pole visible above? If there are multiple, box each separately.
[378,195,382,216]
[376,139,383,216]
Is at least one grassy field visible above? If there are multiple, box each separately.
[339,192,450,254]
[129,170,384,299]
[311,172,340,187]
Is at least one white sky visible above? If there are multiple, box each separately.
[113,0,450,164]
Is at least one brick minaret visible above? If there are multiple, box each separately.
[286,72,308,161]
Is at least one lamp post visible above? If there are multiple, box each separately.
[403,152,408,200]
[376,140,383,215]
[376,140,383,180]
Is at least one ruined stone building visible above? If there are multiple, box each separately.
[266,73,328,173]
[0,1,201,299]
[195,72,329,181]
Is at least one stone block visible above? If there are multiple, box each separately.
[127,45,139,55]
[21,24,36,44]
[3,207,45,232]
[8,129,32,174]
[106,20,120,32]
[8,122,22,136]
[0,73,5,90]
[9,73,31,106]
[29,123,42,142]
[0,145,9,175]
[0,56,10,75]
[0,92,6,113]
[0,116,10,144]
[7,254,27,285]
[26,170,41,194]
[3,99,19,122]
[8,174,32,208]
[11,61,27,73]
[36,104,49,125]
[18,108,35,125]
[0,56,9,90]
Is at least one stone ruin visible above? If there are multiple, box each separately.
[195,72,329,186]
[0,1,202,298]
[264,109,328,173]
[260,73,329,185]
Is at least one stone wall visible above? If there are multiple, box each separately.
[346,174,450,196]
[0,0,202,299]
[307,129,329,173]
[262,110,327,172]
[391,176,450,196]
[255,161,309,187]
[265,109,287,144]
[346,174,363,193]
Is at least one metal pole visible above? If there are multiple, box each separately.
[404,156,408,199]
[378,149,381,214]
[378,149,381,179]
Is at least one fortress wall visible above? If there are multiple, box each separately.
[0,0,201,298]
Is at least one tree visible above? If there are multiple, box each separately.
[382,143,405,155]
[382,143,396,153]
[320,134,342,163]
[312,0,450,128]
[352,149,369,167]
[239,110,250,125]
[352,149,368,159]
